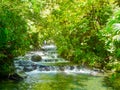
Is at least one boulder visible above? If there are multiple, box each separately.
[23,64,37,72]
[59,66,65,71]
[8,73,24,81]
[38,65,50,71]
[23,66,34,72]
[31,54,42,62]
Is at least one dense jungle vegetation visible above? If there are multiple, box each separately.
[0,0,120,89]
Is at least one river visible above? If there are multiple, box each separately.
[0,44,113,90]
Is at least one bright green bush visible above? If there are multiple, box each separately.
[0,1,30,77]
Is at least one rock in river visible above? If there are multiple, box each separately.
[8,73,24,81]
[31,54,42,62]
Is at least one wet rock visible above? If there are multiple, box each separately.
[23,63,37,72]
[15,66,24,71]
[8,73,24,81]
[38,65,50,71]
[46,66,51,71]
[59,66,65,71]
[31,54,42,62]
[23,66,36,72]
[32,64,37,69]
[16,60,33,66]
[70,66,74,70]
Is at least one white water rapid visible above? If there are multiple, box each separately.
[14,44,102,76]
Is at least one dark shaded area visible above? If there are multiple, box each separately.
[8,73,24,81]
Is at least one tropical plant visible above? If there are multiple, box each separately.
[0,1,30,77]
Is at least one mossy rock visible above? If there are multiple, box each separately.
[31,54,42,62]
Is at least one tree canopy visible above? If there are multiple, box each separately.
[0,0,120,81]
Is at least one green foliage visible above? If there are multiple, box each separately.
[0,0,119,80]
[29,32,40,50]
[104,6,120,61]
[0,4,30,56]
[0,1,30,77]
[104,72,120,90]
[42,0,113,66]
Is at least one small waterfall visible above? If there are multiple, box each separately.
[14,44,100,76]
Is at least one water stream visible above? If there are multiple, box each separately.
[0,44,113,90]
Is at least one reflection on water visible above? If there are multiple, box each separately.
[0,72,112,90]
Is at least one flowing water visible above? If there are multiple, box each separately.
[0,44,113,90]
